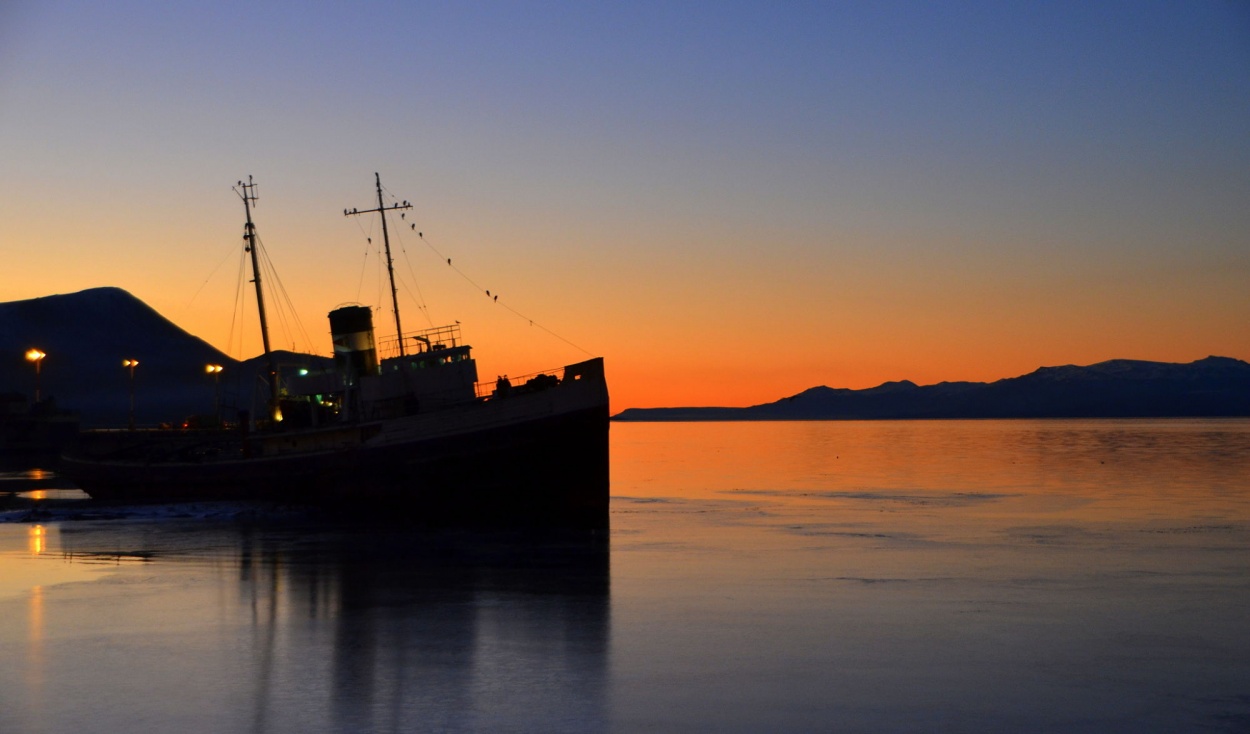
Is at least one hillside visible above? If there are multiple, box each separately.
[0,288,329,426]
[613,357,1250,421]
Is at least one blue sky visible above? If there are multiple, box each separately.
[2,1,1247,408]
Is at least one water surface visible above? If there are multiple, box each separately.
[2,419,1248,732]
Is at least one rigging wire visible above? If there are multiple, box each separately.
[409,228,594,357]
[350,207,376,303]
[373,184,433,320]
[354,239,372,304]
[227,245,248,360]
[349,193,435,329]
[183,241,240,314]
[382,184,436,325]
[352,180,594,357]
[389,227,435,328]
[397,236,435,328]
[252,233,316,354]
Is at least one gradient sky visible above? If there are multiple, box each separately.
[2,1,1247,411]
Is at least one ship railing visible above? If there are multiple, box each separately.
[475,367,564,399]
[377,323,464,360]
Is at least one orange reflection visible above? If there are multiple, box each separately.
[611,420,1250,525]
[27,584,45,711]
[27,490,47,501]
[29,584,44,642]
[29,525,46,555]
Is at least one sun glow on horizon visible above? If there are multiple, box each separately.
[1,3,1246,410]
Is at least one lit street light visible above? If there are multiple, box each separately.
[206,364,223,423]
[123,359,139,430]
[25,349,46,403]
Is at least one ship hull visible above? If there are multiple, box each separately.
[61,359,610,529]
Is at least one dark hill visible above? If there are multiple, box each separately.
[954,357,1250,418]
[613,357,1250,421]
[0,288,330,427]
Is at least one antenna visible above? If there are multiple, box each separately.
[345,173,413,356]
[237,175,258,208]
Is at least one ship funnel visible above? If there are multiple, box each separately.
[329,305,378,379]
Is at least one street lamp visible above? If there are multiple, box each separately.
[123,359,139,430]
[206,364,223,423]
[25,349,46,403]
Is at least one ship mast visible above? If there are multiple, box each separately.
[236,176,280,422]
[345,173,412,356]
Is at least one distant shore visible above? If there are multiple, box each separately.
[614,356,1250,421]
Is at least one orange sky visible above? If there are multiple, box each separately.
[2,3,1247,413]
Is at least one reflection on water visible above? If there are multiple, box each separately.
[608,419,1250,732]
[1,469,88,513]
[25,584,45,720]
[29,524,46,554]
[0,522,609,734]
[1,419,1248,732]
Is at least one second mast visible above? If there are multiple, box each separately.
[345,173,412,357]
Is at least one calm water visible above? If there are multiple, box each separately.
[2,419,1248,733]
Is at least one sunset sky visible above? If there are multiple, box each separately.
[2,1,1247,411]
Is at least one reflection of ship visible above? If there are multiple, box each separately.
[60,176,609,528]
[49,521,610,732]
[272,530,610,733]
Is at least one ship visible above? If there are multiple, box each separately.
[59,175,610,529]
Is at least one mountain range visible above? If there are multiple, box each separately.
[0,288,330,427]
[613,356,1250,421]
[4,288,1247,425]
